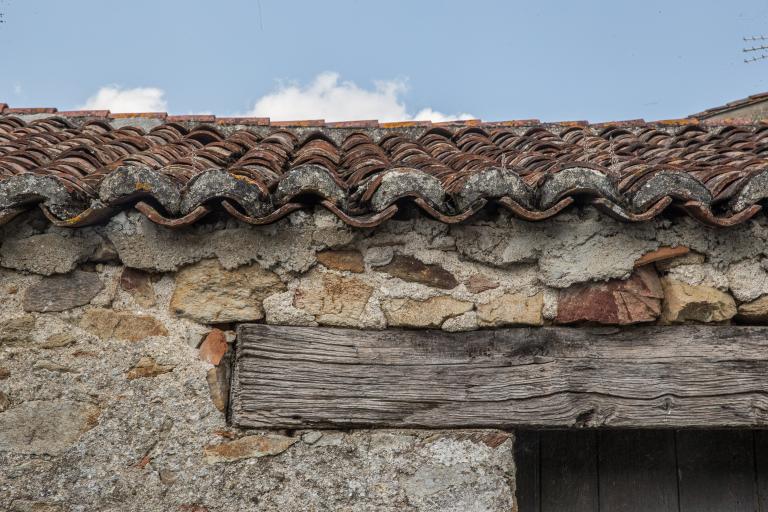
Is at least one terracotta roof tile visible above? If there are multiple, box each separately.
[325,120,379,128]
[215,117,270,126]
[271,119,325,127]
[5,107,57,114]
[690,91,768,119]
[58,110,110,118]
[2,107,768,229]
[109,112,167,119]
[167,114,216,123]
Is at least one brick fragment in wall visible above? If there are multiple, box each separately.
[22,271,104,312]
[199,329,229,365]
[477,293,544,327]
[661,277,737,323]
[382,296,473,328]
[634,246,690,267]
[294,270,374,327]
[315,249,365,273]
[170,259,285,323]
[555,266,663,325]
[378,255,458,290]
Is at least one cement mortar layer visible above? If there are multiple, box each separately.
[1,206,767,297]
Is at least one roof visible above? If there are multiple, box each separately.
[2,106,768,229]
[689,92,768,120]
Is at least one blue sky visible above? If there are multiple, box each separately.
[1,0,768,122]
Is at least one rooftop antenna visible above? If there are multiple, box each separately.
[743,35,768,63]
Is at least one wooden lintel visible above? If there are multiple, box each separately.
[231,324,768,429]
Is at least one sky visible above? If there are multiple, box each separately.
[1,0,768,123]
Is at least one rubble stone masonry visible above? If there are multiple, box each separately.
[2,206,768,511]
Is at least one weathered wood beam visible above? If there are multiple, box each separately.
[231,324,768,429]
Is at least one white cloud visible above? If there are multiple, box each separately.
[13,83,22,95]
[80,85,167,113]
[245,72,473,122]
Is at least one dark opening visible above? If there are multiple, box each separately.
[515,430,768,512]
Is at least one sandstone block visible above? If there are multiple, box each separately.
[23,271,104,312]
[736,295,768,323]
[294,271,373,326]
[203,434,297,464]
[316,249,364,273]
[170,259,285,323]
[0,400,99,455]
[383,296,473,328]
[120,267,156,307]
[379,255,458,290]
[477,293,544,327]
[79,308,168,342]
[556,266,663,325]
[126,356,175,380]
[661,277,737,323]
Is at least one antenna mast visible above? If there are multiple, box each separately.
[743,35,768,63]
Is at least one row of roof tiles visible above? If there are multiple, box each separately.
[1,103,765,128]
[3,110,768,229]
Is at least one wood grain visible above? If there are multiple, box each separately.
[232,324,768,429]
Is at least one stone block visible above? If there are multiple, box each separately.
[556,266,663,325]
[294,270,373,327]
[661,277,737,323]
[79,308,168,342]
[478,293,544,327]
[379,255,458,290]
[170,259,285,323]
[23,271,104,313]
[383,296,473,328]
[316,249,364,273]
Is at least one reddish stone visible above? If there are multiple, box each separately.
[316,250,365,273]
[199,329,229,365]
[379,255,458,290]
[555,266,663,325]
[465,274,499,294]
[634,246,689,267]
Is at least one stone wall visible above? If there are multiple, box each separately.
[2,206,768,511]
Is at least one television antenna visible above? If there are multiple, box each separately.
[744,35,768,63]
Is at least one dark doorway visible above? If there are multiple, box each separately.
[515,430,768,512]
